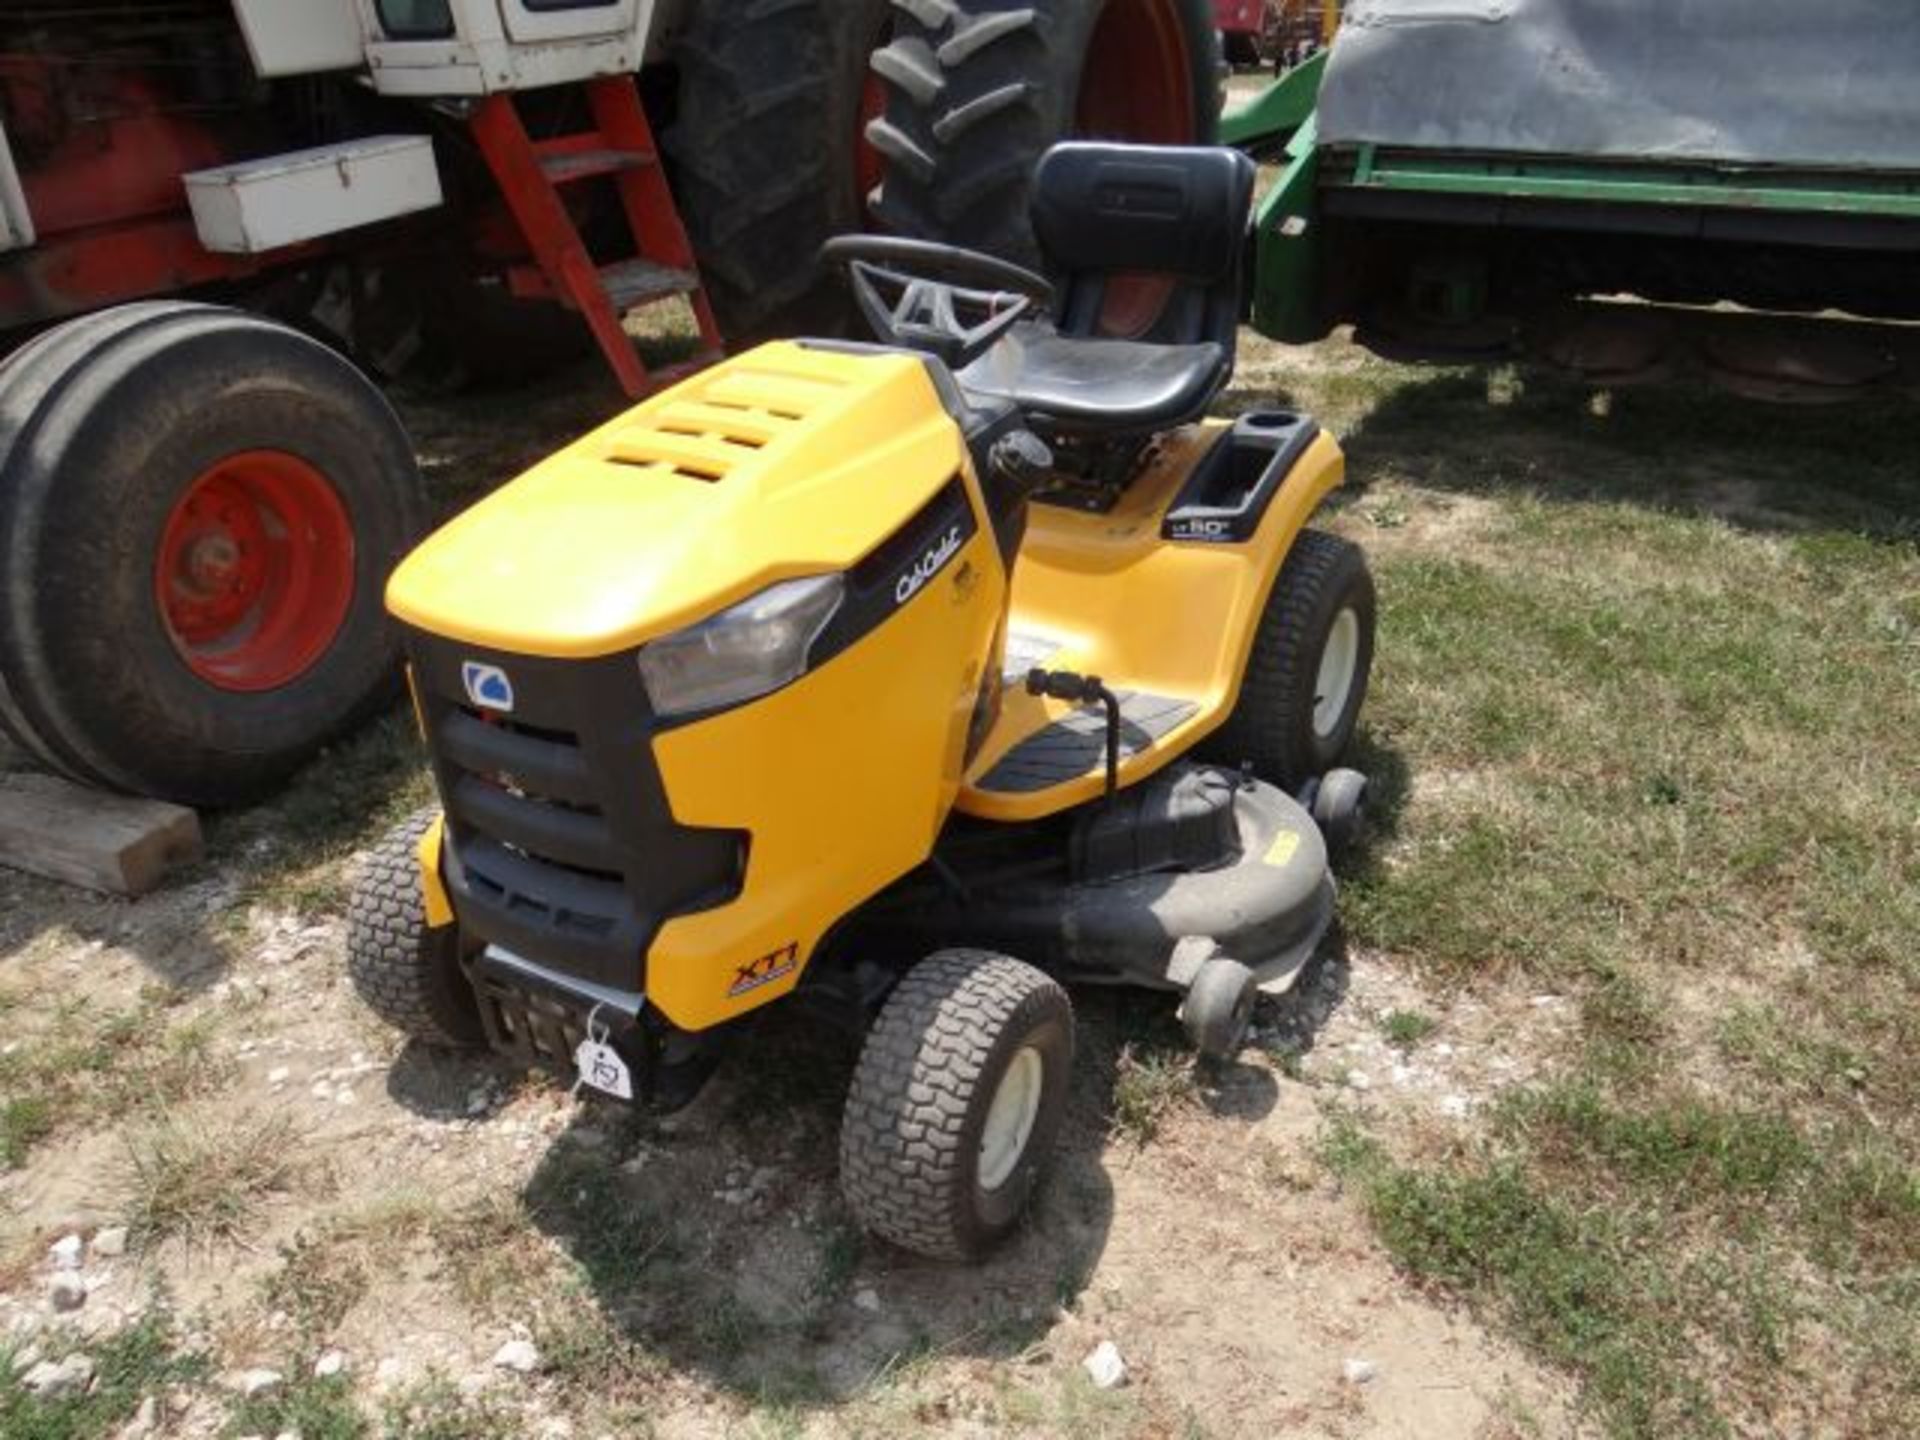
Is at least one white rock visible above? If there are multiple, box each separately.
[313,1349,348,1379]
[373,1356,412,1389]
[23,1353,94,1398]
[1083,1340,1127,1390]
[535,1419,574,1440]
[232,1368,284,1399]
[491,1338,541,1374]
[1390,1064,1414,1087]
[1529,994,1560,1008]
[119,1393,160,1438]
[49,1234,85,1270]
[334,1089,356,1106]
[1346,1069,1372,1091]
[92,1226,129,1259]
[267,1067,291,1085]
[273,1431,298,1440]
[852,1288,881,1313]
[1439,1094,1472,1119]
[48,1273,87,1311]
[1343,1357,1378,1385]
[309,1081,333,1099]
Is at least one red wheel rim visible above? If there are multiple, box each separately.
[1076,0,1197,337]
[1076,0,1196,145]
[154,450,355,693]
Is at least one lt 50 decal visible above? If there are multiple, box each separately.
[1166,516,1240,543]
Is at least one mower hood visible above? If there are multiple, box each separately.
[387,342,967,658]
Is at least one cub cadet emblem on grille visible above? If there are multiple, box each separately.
[728,942,799,997]
[461,661,515,712]
[894,524,963,606]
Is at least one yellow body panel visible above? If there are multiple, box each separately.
[958,423,1346,821]
[387,342,968,657]
[417,814,454,929]
[645,526,1005,1029]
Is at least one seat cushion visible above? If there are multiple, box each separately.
[957,324,1227,434]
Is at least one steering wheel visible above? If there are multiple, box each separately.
[821,235,1056,368]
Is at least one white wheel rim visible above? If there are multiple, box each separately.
[977,1046,1045,1192]
[1313,608,1361,739]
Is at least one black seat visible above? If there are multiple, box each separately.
[956,142,1257,438]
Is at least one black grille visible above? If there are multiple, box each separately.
[405,632,745,997]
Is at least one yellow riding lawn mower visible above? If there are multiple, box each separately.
[348,143,1375,1260]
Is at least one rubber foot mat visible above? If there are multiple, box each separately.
[976,692,1198,794]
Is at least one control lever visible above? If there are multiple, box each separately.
[1026,667,1121,802]
[990,429,1054,491]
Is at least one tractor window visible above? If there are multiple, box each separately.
[376,0,455,38]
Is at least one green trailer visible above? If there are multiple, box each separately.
[1227,2,1920,398]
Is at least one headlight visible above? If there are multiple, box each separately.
[637,574,843,718]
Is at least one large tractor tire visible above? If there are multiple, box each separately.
[668,0,896,340]
[867,0,1221,268]
[0,302,428,807]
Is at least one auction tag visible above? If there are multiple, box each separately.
[573,1039,633,1101]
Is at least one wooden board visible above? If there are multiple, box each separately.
[0,773,203,897]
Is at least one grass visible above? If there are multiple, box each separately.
[1380,1009,1436,1048]
[227,1372,365,1440]
[1108,1042,1199,1144]
[0,1309,207,1440]
[1251,343,1920,1437]
[376,1378,519,1440]
[116,1110,306,1248]
[0,998,230,1170]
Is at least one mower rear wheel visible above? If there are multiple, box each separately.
[1202,529,1376,790]
[840,949,1073,1259]
[1182,955,1257,1060]
[0,302,426,806]
[346,808,484,1049]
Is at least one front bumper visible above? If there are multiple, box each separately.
[467,944,720,1110]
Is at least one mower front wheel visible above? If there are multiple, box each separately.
[840,950,1073,1260]
[346,808,484,1049]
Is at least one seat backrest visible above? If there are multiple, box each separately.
[1029,143,1257,345]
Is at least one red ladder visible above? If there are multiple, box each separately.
[469,75,723,398]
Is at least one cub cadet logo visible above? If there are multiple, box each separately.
[728,942,799,998]
[1171,518,1234,543]
[894,524,964,606]
[461,661,514,712]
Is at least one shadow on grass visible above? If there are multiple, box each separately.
[1336,366,1920,544]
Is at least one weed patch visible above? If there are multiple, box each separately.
[117,1111,305,1248]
